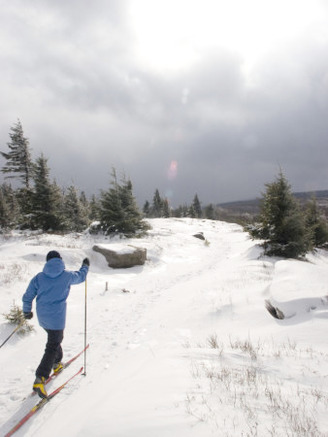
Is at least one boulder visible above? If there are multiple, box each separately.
[93,244,147,269]
[193,232,205,241]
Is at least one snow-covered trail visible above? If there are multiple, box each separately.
[33,220,251,437]
[2,218,328,436]
[3,219,263,437]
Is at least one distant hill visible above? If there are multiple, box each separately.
[293,190,328,206]
[217,190,328,223]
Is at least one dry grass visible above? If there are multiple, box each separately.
[186,334,328,436]
[0,263,28,285]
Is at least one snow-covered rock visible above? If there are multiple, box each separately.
[93,243,147,268]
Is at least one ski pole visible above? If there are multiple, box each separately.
[0,319,24,349]
[82,277,88,375]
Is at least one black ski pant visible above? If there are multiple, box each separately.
[36,329,64,379]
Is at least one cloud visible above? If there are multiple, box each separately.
[0,0,328,206]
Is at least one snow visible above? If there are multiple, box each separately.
[94,243,138,255]
[1,218,328,436]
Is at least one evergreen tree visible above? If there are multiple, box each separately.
[119,178,148,234]
[173,204,189,218]
[188,204,196,218]
[99,180,123,235]
[192,194,202,218]
[162,198,171,218]
[99,170,149,236]
[143,200,150,217]
[89,194,100,221]
[305,197,328,248]
[62,185,90,232]
[1,120,33,188]
[32,154,63,231]
[79,190,92,224]
[152,189,163,217]
[15,187,35,229]
[248,171,311,258]
[204,203,216,220]
[79,191,89,210]
[0,183,20,229]
[0,187,10,229]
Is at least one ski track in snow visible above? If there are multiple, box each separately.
[1,218,328,436]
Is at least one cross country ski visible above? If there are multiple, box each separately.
[5,366,84,437]
[30,344,89,397]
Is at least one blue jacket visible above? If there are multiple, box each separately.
[22,258,89,330]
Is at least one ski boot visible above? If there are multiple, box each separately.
[33,376,48,398]
[53,362,64,375]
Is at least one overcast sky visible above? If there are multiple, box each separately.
[0,0,328,206]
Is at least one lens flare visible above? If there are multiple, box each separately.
[168,160,178,180]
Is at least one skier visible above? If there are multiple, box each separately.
[22,250,90,398]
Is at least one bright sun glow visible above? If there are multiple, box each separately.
[129,0,324,74]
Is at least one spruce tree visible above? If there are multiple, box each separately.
[143,200,150,217]
[305,197,328,248]
[188,205,196,218]
[0,184,20,229]
[99,171,125,235]
[62,185,90,232]
[99,171,149,236]
[89,194,100,221]
[173,204,188,218]
[32,154,63,231]
[250,171,311,258]
[204,204,215,220]
[79,191,89,212]
[119,178,148,234]
[152,189,163,217]
[0,187,10,229]
[162,198,171,218]
[192,194,202,218]
[1,120,33,189]
[15,187,35,229]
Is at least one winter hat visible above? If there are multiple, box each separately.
[46,250,62,262]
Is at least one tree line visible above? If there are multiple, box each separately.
[1,120,328,259]
[0,121,217,235]
[142,190,216,219]
[0,120,148,236]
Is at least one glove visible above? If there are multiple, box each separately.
[23,311,33,320]
[82,258,90,267]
